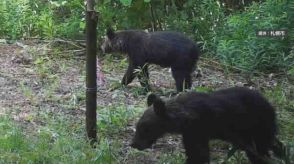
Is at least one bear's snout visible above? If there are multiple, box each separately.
[130,142,144,150]
[130,140,151,150]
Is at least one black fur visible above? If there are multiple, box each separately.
[101,28,200,92]
[131,87,278,164]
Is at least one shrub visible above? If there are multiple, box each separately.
[215,0,292,72]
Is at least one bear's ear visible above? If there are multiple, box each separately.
[147,93,157,106]
[153,98,166,117]
[106,27,115,39]
[147,94,166,117]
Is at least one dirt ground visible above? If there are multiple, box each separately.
[0,41,283,163]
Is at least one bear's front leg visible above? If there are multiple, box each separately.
[183,134,210,164]
[121,62,136,86]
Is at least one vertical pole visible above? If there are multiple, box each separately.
[86,0,97,143]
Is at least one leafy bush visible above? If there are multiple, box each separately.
[0,0,292,73]
[215,0,292,72]
[0,0,84,39]
[164,0,225,51]
[0,0,37,38]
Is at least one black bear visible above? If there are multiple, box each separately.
[131,87,279,164]
[100,28,200,92]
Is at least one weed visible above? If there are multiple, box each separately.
[193,86,214,93]
[158,151,185,164]
[18,80,36,104]
[97,103,140,136]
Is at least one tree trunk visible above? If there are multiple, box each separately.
[85,0,98,144]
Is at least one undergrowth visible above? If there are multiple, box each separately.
[216,0,292,73]
[1,83,293,163]
[0,103,141,164]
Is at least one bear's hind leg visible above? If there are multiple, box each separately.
[224,132,268,164]
[245,149,268,164]
[239,137,268,164]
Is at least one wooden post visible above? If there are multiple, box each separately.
[86,0,98,143]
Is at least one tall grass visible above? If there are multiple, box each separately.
[215,0,292,73]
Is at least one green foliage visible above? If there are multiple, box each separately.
[0,117,24,151]
[263,85,294,163]
[1,0,291,73]
[95,0,292,73]
[97,0,151,34]
[165,0,225,51]
[193,86,214,93]
[288,48,294,77]
[119,0,132,6]
[97,103,138,135]
[0,0,84,39]
[158,151,185,164]
[215,0,292,72]
[0,99,141,163]
[0,115,120,163]
[0,0,36,38]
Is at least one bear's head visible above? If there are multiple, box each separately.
[131,94,175,150]
[100,28,125,53]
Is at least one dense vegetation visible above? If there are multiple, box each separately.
[0,0,293,163]
[0,0,292,72]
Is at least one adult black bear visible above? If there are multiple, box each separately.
[100,28,200,92]
[131,87,279,164]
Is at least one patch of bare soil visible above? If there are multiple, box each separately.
[0,41,281,163]
[0,43,86,130]
[0,44,31,113]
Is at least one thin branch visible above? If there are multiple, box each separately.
[44,39,85,49]
[149,2,157,31]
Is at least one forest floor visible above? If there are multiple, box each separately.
[0,41,293,164]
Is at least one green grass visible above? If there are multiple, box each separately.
[264,85,294,140]
[0,102,141,164]
[263,85,294,164]
[3,84,293,164]
[97,103,141,135]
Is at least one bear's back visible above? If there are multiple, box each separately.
[172,88,276,138]
[171,87,275,121]
[150,31,194,43]
[212,87,274,113]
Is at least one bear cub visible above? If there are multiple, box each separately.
[131,87,278,164]
[101,28,200,92]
